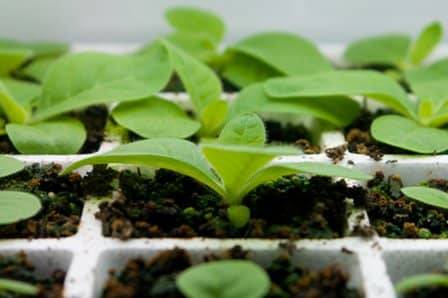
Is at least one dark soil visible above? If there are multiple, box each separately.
[353,172,448,238]
[102,246,361,298]
[96,169,366,240]
[344,109,417,160]
[0,105,108,154]
[264,120,320,153]
[0,164,116,239]
[0,252,65,298]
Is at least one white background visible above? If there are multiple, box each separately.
[0,0,447,43]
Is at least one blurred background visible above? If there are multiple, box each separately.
[0,0,446,44]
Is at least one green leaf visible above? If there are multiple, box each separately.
[161,39,222,113]
[201,143,298,203]
[20,57,57,82]
[218,113,265,146]
[371,115,448,153]
[396,273,448,294]
[1,78,41,108]
[401,186,448,209]
[112,96,200,139]
[33,45,172,121]
[165,6,225,45]
[229,32,332,76]
[177,260,270,298]
[0,49,33,76]
[0,39,69,58]
[199,100,229,137]
[239,162,372,200]
[0,156,24,178]
[0,278,39,295]
[409,21,443,66]
[165,32,217,63]
[227,205,251,228]
[6,116,87,154]
[265,70,416,117]
[344,34,411,67]
[0,191,41,225]
[0,80,29,124]
[221,53,281,88]
[229,83,360,127]
[62,138,224,196]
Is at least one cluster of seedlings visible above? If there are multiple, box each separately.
[2,5,448,298]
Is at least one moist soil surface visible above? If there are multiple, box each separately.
[96,169,365,240]
[0,105,108,154]
[0,164,115,239]
[353,172,448,238]
[102,246,361,298]
[344,109,413,160]
[0,252,65,298]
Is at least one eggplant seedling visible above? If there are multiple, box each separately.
[176,260,270,298]
[345,21,443,73]
[265,68,448,154]
[0,156,41,225]
[63,113,371,228]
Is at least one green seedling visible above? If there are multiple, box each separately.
[0,278,38,296]
[177,260,270,298]
[345,21,443,72]
[0,156,41,225]
[265,68,448,154]
[63,113,371,228]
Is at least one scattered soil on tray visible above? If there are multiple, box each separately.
[102,246,361,298]
[353,172,448,238]
[344,109,413,160]
[0,105,108,154]
[96,169,366,240]
[0,252,65,298]
[264,120,320,153]
[0,164,116,239]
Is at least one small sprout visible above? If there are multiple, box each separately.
[63,113,371,228]
[0,278,39,296]
[176,260,270,298]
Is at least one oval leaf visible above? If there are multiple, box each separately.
[0,278,39,295]
[6,117,87,154]
[0,80,29,124]
[34,45,172,121]
[112,97,200,139]
[199,100,229,137]
[0,49,33,76]
[409,21,443,66]
[0,156,24,178]
[0,191,41,225]
[344,34,411,67]
[396,273,448,294]
[401,186,448,209]
[371,115,448,153]
[177,260,270,298]
[218,113,265,146]
[265,70,415,117]
[0,38,69,58]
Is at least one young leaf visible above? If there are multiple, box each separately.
[0,49,33,76]
[371,115,448,153]
[164,32,217,63]
[112,96,201,139]
[0,191,41,225]
[0,38,69,58]
[344,34,411,67]
[33,45,172,121]
[0,80,29,124]
[218,113,266,146]
[199,100,229,137]
[409,21,443,66]
[0,156,24,178]
[62,138,224,196]
[6,117,86,154]
[0,278,39,295]
[265,70,416,117]
[20,57,57,82]
[177,260,270,298]
[401,186,448,209]
[1,78,41,108]
[229,83,360,127]
[227,205,251,228]
[165,6,225,45]
[395,274,448,294]
[161,39,222,113]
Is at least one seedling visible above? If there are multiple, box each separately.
[63,113,371,227]
[0,156,41,225]
[177,260,270,298]
[0,278,38,296]
[265,69,448,153]
[0,42,171,154]
[345,21,443,72]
